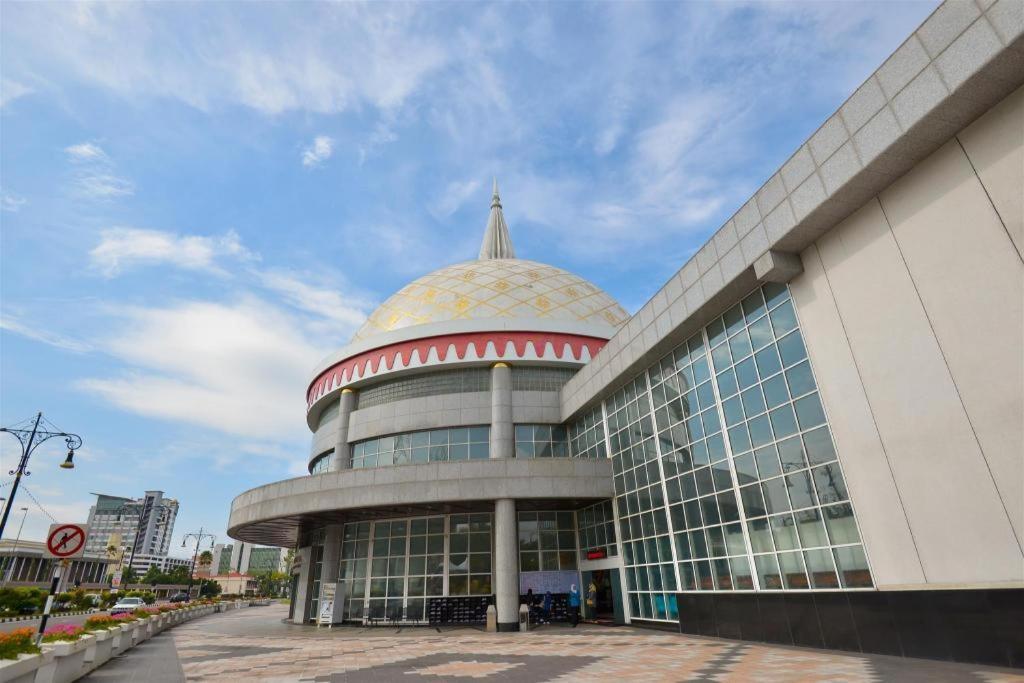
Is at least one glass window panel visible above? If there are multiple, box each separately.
[692,357,710,384]
[718,492,740,523]
[833,545,873,588]
[724,305,745,336]
[701,496,721,526]
[748,315,774,350]
[754,345,782,379]
[813,464,848,504]
[707,318,727,348]
[777,551,809,589]
[728,424,751,454]
[696,382,716,411]
[712,344,733,373]
[675,533,691,560]
[706,525,727,557]
[748,414,774,448]
[823,504,861,545]
[740,484,767,518]
[770,513,800,551]
[742,290,766,320]
[696,560,715,590]
[694,468,715,496]
[717,369,738,398]
[769,405,798,440]
[734,453,758,481]
[777,331,807,367]
[770,300,798,337]
[706,434,726,462]
[804,549,840,588]
[702,409,721,437]
[787,471,817,510]
[520,553,539,571]
[722,396,745,427]
[735,357,759,390]
[795,509,829,548]
[785,362,816,399]
[689,530,709,559]
[713,558,734,590]
[747,518,774,553]
[729,330,752,361]
[449,574,469,595]
[754,444,782,478]
[762,374,790,410]
[803,427,837,466]
[741,386,766,418]
[754,554,782,590]
[794,393,826,430]
[777,436,806,471]
[762,478,791,513]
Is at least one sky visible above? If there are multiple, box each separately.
[0,0,938,558]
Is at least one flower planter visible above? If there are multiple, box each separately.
[112,623,134,656]
[130,619,146,645]
[83,628,116,673]
[0,651,52,683]
[35,634,95,683]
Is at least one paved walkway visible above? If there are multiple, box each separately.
[83,604,1024,682]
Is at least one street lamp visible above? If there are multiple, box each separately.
[2,507,29,586]
[182,528,215,599]
[0,412,82,540]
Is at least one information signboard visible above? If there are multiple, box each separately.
[316,582,345,627]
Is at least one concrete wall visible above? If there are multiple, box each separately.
[790,87,1024,588]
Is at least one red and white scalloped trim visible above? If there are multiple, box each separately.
[306,331,606,408]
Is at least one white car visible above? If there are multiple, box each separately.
[110,597,145,615]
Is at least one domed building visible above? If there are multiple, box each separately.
[230,183,630,630]
[229,19,1024,658]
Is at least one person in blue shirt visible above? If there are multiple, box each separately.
[568,583,581,627]
[542,591,553,624]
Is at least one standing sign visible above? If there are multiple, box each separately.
[45,523,89,559]
[316,582,345,628]
[111,571,123,589]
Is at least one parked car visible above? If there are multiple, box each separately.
[169,592,190,603]
[110,596,145,615]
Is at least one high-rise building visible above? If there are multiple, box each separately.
[210,541,286,576]
[85,490,179,564]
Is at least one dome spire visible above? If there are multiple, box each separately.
[479,178,516,260]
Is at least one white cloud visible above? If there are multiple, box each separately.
[76,298,331,440]
[1,191,27,212]
[65,142,109,162]
[259,270,371,338]
[0,313,92,353]
[64,141,135,200]
[90,227,254,277]
[301,135,334,167]
[1,78,33,107]
[429,179,481,219]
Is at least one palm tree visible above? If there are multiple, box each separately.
[198,550,213,567]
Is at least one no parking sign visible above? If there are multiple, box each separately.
[44,523,89,559]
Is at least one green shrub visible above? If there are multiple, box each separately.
[0,588,46,616]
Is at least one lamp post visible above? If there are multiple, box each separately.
[182,528,215,600]
[0,412,82,540]
[2,507,29,586]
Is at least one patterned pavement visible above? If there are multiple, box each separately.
[92,603,1024,682]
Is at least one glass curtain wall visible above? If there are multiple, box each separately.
[517,511,578,571]
[334,513,492,623]
[351,427,490,468]
[606,283,871,623]
[576,500,618,560]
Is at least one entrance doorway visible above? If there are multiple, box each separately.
[581,569,625,625]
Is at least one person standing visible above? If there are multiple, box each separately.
[525,587,535,623]
[543,591,553,624]
[586,580,597,621]
[568,583,581,627]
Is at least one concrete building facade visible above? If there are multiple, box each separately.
[85,490,179,560]
[229,0,1023,666]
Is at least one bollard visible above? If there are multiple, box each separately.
[518,604,530,632]
[485,605,497,633]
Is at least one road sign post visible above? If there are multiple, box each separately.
[37,523,89,645]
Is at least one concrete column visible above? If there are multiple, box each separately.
[319,524,343,597]
[490,363,513,459]
[494,498,519,631]
[291,546,312,623]
[330,389,357,472]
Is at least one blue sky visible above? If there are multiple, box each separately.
[0,1,937,556]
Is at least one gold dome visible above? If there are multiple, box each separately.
[353,258,628,341]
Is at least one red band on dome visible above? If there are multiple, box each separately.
[307,331,607,407]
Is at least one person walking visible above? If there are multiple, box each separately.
[568,583,581,627]
[543,590,553,624]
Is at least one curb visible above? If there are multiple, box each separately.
[0,608,100,624]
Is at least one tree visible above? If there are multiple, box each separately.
[120,567,138,587]
[198,579,222,597]
[167,566,191,585]
[142,566,167,585]
[252,570,289,597]
[198,550,213,567]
